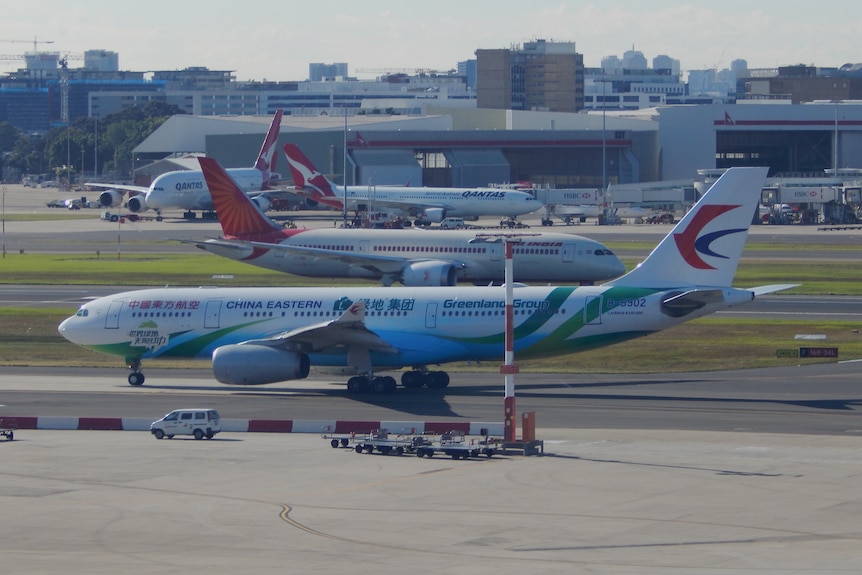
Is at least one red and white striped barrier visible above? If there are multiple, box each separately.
[2,416,503,436]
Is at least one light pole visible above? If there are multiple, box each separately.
[2,185,6,259]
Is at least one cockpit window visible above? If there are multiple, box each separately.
[76,309,89,317]
[595,249,616,256]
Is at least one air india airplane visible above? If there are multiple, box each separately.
[187,157,625,286]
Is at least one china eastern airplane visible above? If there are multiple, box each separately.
[186,157,625,286]
[283,143,542,225]
[88,110,284,217]
[59,166,795,391]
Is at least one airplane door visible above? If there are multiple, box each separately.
[359,240,370,254]
[562,244,576,263]
[425,303,438,328]
[489,242,502,261]
[584,296,602,325]
[204,300,222,329]
[105,301,123,329]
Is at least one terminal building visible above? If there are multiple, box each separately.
[4,43,862,223]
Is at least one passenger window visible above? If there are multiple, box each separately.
[195,412,205,419]
[181,413,193,420]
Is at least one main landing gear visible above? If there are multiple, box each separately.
[126,357,145,386]
[346,375,397,394]
[400,369,450,390]
[344,369,451,394]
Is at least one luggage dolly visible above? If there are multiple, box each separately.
[321,428,356,449]
[353,429,417,456]
[0,418,17,441]
[415,431,497,460]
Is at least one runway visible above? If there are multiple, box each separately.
[3,362,861,436]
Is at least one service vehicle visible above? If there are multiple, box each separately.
[150,409,221,440]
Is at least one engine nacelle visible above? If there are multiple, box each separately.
[304,197,320,209]
[252,195,272,212]
[401,260,458,286]
[420,207,445,223]
[126,195,150,213]
[99,189,124,208]
[212,344,310,385]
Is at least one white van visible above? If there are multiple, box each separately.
[440,217,465,229]
[150,409,221,440]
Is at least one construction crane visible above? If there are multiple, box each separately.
[0,36,55,52]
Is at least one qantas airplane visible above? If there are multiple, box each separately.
[187,157,625,286]
[59,167,794,391]
[283,143,542,225]
[88,110,284,218]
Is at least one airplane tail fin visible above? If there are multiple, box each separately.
[283,143,338,198]
[198,157,283,237]
[253,109,283,188]
[607,167,768,289]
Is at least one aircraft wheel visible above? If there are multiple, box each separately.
[401,371,423,389]
[128,372,145,386]
[347,376,366,393]
[372,377,388,393]
[382,376,397,393]
[426,371,450,389]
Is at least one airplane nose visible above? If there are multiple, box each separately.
[57,316,73,340]
[607,256,627,278]
[143,190,160,209]
[58,314,85,344]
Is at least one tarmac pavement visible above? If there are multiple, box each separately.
[2,427,862,573]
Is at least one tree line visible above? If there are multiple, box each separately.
[0,101,185,185]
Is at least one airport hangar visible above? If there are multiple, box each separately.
[133,102,862,202]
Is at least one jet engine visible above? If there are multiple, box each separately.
[126,195,150,213]
[212,344,310,385]
[401,260,459,286]
[99,189,125,208]
[252,195,272,212]
[420,208,446,223]
[303,197,320,209]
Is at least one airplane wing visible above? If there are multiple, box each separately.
[244,239,467,276]
[350,198,455,214]
[179,238,254,255]
[84,182,149,194]
[242,300,397,354]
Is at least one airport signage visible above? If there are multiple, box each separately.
[799,347,838,358]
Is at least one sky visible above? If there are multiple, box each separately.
[2,1,861,81]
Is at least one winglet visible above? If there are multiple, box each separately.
[198,157,283,237]
[335,300,365,323]
[607,167,768,289]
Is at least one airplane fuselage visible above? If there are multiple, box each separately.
[198,228,625,284]
[328,185,541,219]
[146,168,265,211]
[59,284,751,371]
